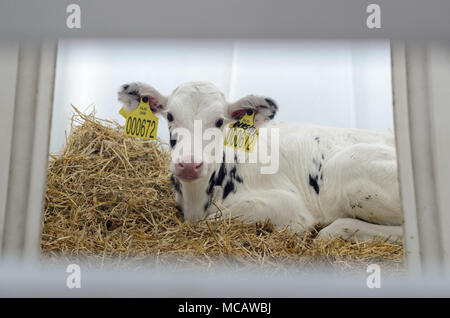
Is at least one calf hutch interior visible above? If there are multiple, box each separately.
[40,109,403,273]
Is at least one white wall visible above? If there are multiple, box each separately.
[351,41,394,133]
[50,39,393,154]
[230,41,356,128]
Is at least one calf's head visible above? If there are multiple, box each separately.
[118,81,277,182]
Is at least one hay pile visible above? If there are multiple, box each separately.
[41,108,404,273]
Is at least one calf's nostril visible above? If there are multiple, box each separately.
[195,162,204,170]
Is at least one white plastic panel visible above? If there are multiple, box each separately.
[0,40,57,261]
[392,41,450,276]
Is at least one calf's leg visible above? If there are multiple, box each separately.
[317,218,403,242]
[209,189,317,234]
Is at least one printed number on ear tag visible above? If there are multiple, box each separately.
[119,97,159,140]
[224,110,258,153]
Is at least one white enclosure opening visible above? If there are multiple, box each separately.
[2,38,450,295]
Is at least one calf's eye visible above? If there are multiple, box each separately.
[215,118,224,128]
[167,113,174,122]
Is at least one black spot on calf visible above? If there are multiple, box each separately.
[223,180,236,200]
[309,174,320,195]
[229,166,244,184]
[170,175,181,194]
[230,166,237,178]
[206,171,216,195]
[215,162,227,186]
[259,98,278,120]
[129,90,139,96]
[203,172,218,212]
[204,198,212,212]
[169,132,177,148]
[264,97,278,110]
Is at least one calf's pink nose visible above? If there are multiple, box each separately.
[175,160,204,180]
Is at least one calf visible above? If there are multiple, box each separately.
[118,81,403,242]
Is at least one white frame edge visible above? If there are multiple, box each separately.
[0,40,57,261]
[391,41,422,275]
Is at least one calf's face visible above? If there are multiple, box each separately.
[118,81,278,182]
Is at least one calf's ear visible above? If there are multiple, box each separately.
[118,82,168,114]
[226,95,278,127]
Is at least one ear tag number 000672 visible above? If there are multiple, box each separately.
[119,97,159,140]
[224,110,258,153]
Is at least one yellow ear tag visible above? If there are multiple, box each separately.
[119,107,128,119]
[224,110,259,153]
[119,97,159,140]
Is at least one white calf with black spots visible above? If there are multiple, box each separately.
[118,81,402,242]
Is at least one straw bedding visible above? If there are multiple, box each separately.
[41,108,404,273]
